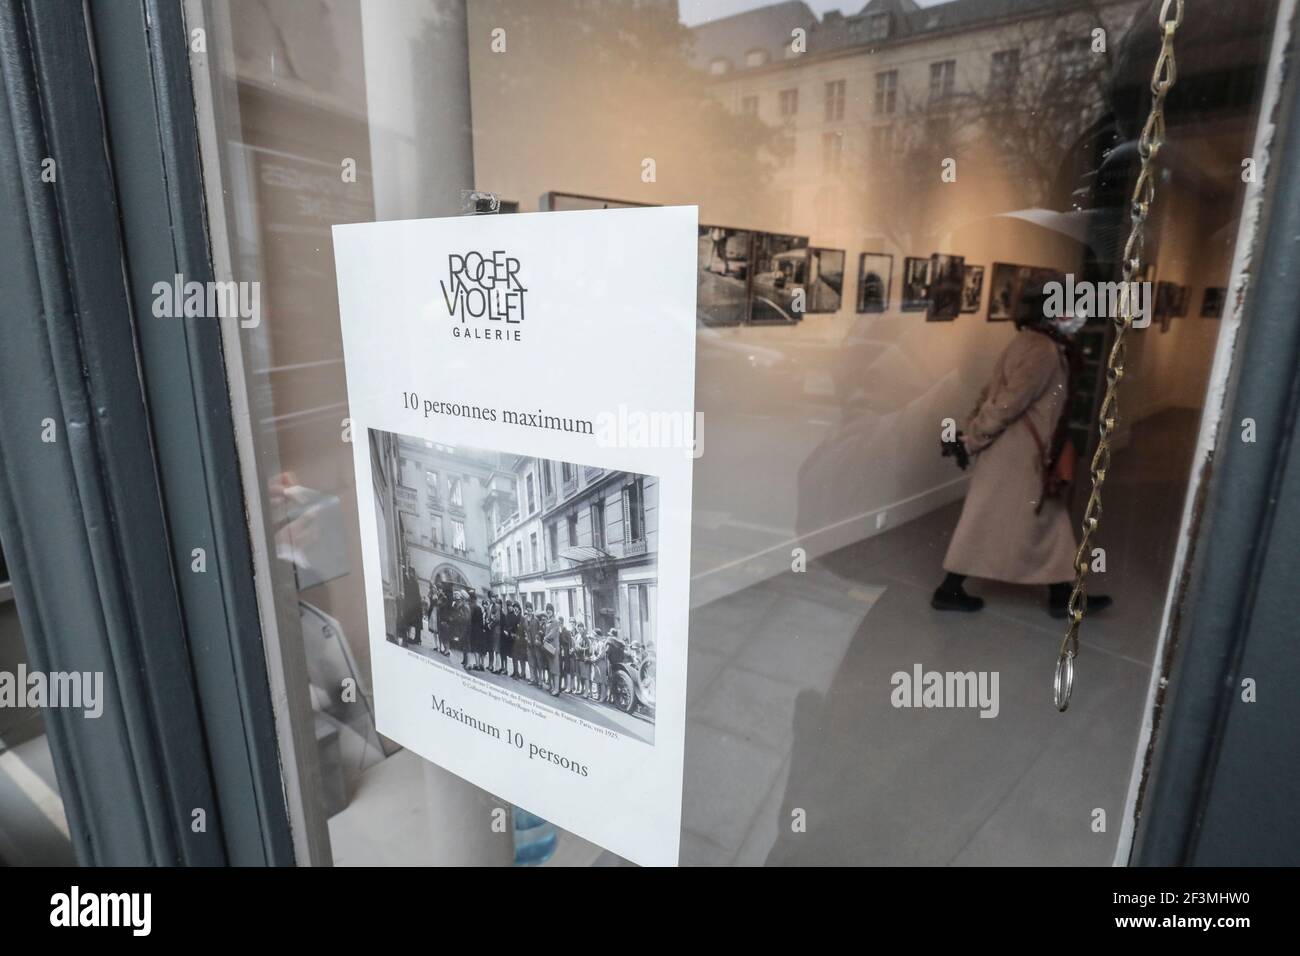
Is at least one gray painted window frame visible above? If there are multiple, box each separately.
[0,0,292,865]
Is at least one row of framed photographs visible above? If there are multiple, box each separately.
[858,252,991,321]
[697,226,846,326]
[858,254,1230,326]
[1154,281,1228,325]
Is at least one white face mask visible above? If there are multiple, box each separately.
[1053,313,1087,335]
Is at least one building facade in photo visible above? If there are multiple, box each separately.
[490,457,659,650]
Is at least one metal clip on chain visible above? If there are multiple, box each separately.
[1056,0,1183,712]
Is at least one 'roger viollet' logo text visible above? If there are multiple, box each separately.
[440,250,526,342]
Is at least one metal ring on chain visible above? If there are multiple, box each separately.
[1054,651,1075,712]
[1055,1,1182,711]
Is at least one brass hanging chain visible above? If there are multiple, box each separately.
[1056,0,1183,711]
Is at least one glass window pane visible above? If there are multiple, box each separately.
[193,0,1284,866]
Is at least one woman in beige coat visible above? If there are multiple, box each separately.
[933,306,1112,618]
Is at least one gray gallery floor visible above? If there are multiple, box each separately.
[633,408,1200,866]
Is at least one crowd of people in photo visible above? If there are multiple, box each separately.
[397,567,634,705]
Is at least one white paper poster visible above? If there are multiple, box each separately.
[333,206,697,866]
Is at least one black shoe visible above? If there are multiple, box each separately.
[1048,593,1113,619]
[931,585,984,612]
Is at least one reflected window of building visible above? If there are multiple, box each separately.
[874,69,897,115]
[709,57,731,75]
[823,79,846,122]
[929,59,956,105]
[870,123,896,159]
[990,48,1020,95]
[744,48,769,68]
[452,520,466,554]
[1058,36,1092,83]
[778,87,798,119]
[821,131,843,173]
[866,11,891,41]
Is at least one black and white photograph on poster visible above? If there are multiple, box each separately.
[371,428,658,745]
[960,264,985,313]
[927,253,966,321]
[902,256,930,311]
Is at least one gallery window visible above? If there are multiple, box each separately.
[105,0,1292,873]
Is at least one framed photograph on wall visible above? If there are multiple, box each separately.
[750,232,809,324]
[806,247,845,313]
[927,254,966,321]
[960,264,984,314]
[857,252,892,313]
[988,262,1017,321]
[902,256,930,311]
[697,225,753,327]
[1201,286,1226,318]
